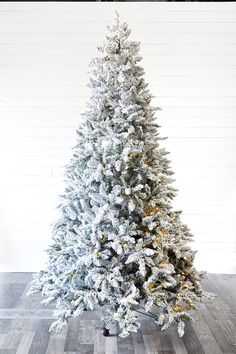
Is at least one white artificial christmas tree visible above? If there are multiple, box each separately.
[27,14,214,338]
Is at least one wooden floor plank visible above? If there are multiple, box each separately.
[94,321,106,354]
[182,322,205,354]
[117,329,134,354]
[0,334,9,349]
[193,317,223,354]
[105,322,118,354]
[169,326,188,354]
[64,317,80,352]
[0,329,22,351]
[203,312,236,353]
[78,319,95,344]
[132,331,146,354]
[0,284,26,309]
[0,319,25,350]
[0,319,11,334]
[28,319,52,354]
[45,325,67,354]
[0,308,54,319]
[0,273,32,284]
[16,331,35,354]
[141,320,160,354]
[77,344,94,354]
[158,328,175,353]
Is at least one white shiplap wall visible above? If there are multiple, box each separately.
[0,2,236,273]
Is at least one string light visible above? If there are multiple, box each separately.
[159,260,169,268]
[69,271,76,279]
[172,302,196,312]
[182,283,189,289]
[144,206,160,217]
[159,229,168,239]
[97,252,102,259]
[148,283,157,291]
[187,302,196,309]
[172,304,184,313]
[155,236,161,244]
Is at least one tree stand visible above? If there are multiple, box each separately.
[102,326,110,337]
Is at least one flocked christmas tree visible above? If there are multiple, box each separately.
[27,14,214,338]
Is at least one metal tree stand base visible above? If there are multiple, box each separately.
[102,326,110,336]
[100,304,162,337]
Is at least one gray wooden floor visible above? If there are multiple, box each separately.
[0,273,235,354]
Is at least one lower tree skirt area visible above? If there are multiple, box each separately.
[0,273,235,354]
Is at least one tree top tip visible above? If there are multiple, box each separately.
[115,10,120,23]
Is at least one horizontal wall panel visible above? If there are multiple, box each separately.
[2,33,236,46]
[2,43,236,55]
[1,95,236,107]
[1,85,236,98]
[1,63,236,76]
[1,106,236,120]
[1,116,236,129]
[1,125,236,139]
[0,2,236,12]
[0,21,236,34]
[1,11,236,23]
